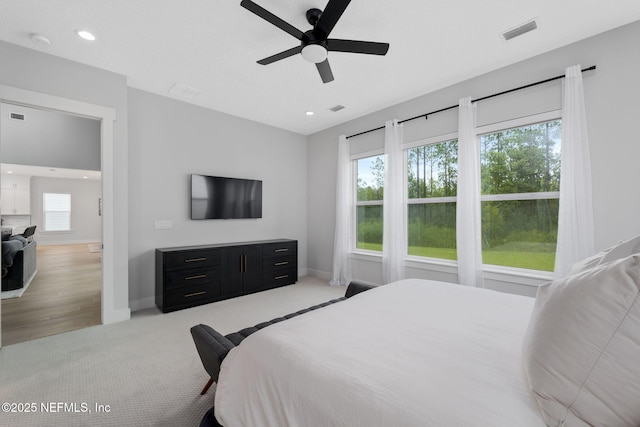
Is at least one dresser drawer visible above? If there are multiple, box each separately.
[165,266,221,291]
[262,241,297,258]
[262,254,296,272]
[163,249,221,271]
[263,269,297,289]
[164,281,220,309]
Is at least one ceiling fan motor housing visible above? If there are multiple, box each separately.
[301,30,328,63]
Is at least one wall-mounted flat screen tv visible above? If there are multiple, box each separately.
[191,174,262,219]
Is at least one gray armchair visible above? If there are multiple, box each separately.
[190,324,235,395]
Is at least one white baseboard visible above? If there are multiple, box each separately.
[306,268,331,281]
[129,296,157,312]
[102,307,131,324]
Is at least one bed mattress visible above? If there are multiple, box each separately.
[215,278,543,426]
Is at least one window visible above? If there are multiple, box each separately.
[351,117,562,273]
[355,155,384,251]
[407,139,458,260]
[43,193,71,231]
[479,120,561,271]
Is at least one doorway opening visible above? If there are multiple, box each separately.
[0,84,122,348]
[0,104,102,345]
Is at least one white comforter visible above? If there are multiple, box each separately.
[215,279,544,426]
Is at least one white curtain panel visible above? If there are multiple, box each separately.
[456,97,484,287]
[554,65,596,277]
[382,120,406,284]
[330,135,353,286]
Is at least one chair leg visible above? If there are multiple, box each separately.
[200,378,214,395]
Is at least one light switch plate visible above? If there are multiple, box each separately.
[154,220,172,230]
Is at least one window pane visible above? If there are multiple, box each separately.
[480,121,561,195]
[44,193,71,231]
[408,140,458,199]
[357,156,384,201]
[356,205,382,251]
[479,119,561,271]
[45,212,71,231]
[406,139,458,260]
[408,202,457,259]
[481,199,558,271]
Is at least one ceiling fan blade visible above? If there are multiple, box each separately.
[257,46,302,65]
[327,39,390,55]
[316,59,334,84]
[314,0,351,39]
[240,0,304,40]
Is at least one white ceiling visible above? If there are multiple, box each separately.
[1,1,639,136]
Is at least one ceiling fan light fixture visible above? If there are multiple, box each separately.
[301,44,327,63]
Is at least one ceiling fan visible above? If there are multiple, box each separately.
[240,0,390,83]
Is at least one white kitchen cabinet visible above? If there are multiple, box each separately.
[1,174,31,215]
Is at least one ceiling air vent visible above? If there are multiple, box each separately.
[10,112,25,121]
[168,82,201,100]
[502,18,538,41]
[329,105,345,112]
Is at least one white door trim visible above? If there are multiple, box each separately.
[0,84,128,347]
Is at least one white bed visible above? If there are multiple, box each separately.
[214,279,544,426]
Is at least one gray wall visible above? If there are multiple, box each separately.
[30,176,102,245]
[127,88,308,309]
[0,40,130,313]
[1,103,100,171]
[307,21,640,296]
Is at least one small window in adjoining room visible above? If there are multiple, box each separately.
[479,119,561,271]
[407,139,458,260]
[43,193,71,231]
[355,155,384,252]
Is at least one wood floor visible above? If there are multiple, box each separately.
[1,243,102,346]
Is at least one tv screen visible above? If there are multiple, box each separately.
[191,174,262,220]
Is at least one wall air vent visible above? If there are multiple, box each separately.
[502,18,538,41]
[329,105,345,112]
[10,112,25,121]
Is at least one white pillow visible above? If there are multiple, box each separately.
[522,254,640,427]
[600,233,640,264]
[569,233,640,275]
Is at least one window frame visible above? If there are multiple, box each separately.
[43,192,72,232]
[476,110,562,272]
[352,149,385,254]
[404,132,459,262]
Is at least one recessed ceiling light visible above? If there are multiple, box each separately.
[305,111,315,116]
[83,176,88,179]
[7,171,13,174]
[76,29,96,41]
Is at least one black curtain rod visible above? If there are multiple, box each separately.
[346,65,596,139]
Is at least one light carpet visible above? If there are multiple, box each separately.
[0,276,344,427]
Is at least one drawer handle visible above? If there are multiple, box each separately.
[274,275,289,280]
[185,274,206,280]
[185,257,207,263]
[185,291,206,298]
[274,248,289,252]
[274,261,289,266]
